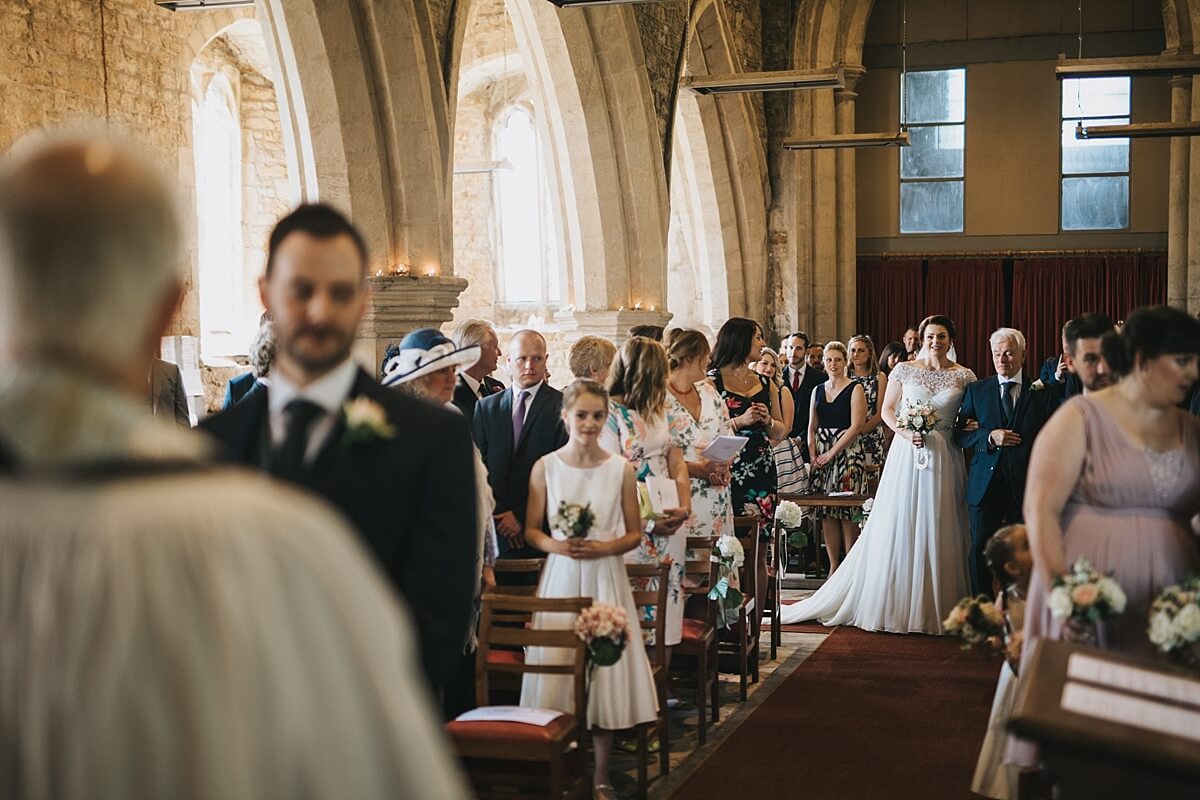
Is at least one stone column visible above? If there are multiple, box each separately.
[1188,78,1200,315]
[356,274,470,375]
[811,90,839,341]
[1169,76,1191,311]
[834,66,866,338]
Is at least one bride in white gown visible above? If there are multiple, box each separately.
[782,317,975,634]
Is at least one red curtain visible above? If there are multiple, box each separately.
[1011,255,1166,367]
[856,258,923,349]
[923,259,1005,374]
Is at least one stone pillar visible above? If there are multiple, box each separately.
[356,275,470,375]
[834,67,866,338]
[552,308,674,341]
[1169,76,1191,311]
[1188,78,1200,315]
[811,90,839,341]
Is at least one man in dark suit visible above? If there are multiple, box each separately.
[1038,325,1083,400]
[473,329,567,560]
[149,357,190,426]
[955,327,1059,594]
[201,204,478,695]
[780,330,825,457]
[222,319,276,409]
[451,318,504,418]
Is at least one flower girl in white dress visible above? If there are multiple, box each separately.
[521,379,659,799]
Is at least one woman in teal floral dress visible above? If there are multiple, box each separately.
[600,338,691,648]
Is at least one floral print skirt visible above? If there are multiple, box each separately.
[813,427,868,520]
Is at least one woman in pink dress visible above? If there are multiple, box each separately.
[1020,306,1200,662]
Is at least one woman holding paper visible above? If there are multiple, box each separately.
[601,337,693,650]
[665,329,736,548]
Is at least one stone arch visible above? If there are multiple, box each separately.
[446,0,670,331]
[668,0,770,329]
[255,0,451,274]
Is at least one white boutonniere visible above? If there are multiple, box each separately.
[1029,380,1046,392]
[342,397,396,445]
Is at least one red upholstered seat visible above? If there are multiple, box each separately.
[447,712,576,745]
[680,618,711,641]
[486,648,525,666]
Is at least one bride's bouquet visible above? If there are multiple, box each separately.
[1048,556,1127,645]
[896,401,939,470]
[1148,576,1200,669]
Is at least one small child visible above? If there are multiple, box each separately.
[521,380,659,800]
[971,524,1033,800]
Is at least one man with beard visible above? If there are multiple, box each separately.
[1063,313,1116,394]
[202,204,478,696]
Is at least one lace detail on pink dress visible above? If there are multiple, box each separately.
[1144,447,1187,505]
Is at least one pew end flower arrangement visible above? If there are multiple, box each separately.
[1048,556,1127,645]
[896,401,939,470]
[554,502,596,539]
[775,499,808,554]
[851,497,873,526]
[943,595,1006,652]
[574,603,628,668]
[709,534,746,629]
[1148,576,1200,670]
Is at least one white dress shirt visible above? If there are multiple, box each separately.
[460,371,482,400]
[999,369,1023,410]
[268,358,359,465]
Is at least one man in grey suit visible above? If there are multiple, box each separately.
[149,357,190,426]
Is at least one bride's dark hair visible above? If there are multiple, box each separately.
[917,314,957,342]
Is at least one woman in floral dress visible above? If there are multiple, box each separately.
[847,335,889,468]
[600,337,692,650]
[664,329,735,557]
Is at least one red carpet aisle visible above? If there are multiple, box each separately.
[671,627,999,799]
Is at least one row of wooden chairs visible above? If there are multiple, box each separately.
[449,522,773,799]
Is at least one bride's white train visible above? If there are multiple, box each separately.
[781,358,975,634]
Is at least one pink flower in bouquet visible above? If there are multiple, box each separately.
[1071,584,1099,608]
[948,606,969,627]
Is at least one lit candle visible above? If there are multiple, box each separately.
[424,263,438,277]
[618,305,625,312]
[375,269,383,277]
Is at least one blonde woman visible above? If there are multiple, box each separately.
[756,347,806,494]
[808,342,868,571]
[601,338,692,651]
[847,335,889,464]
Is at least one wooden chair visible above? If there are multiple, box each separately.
[718,516,761,701]
[446,593,591,800]
[626,562,669,797]
[671,535,720,743]
[485,558,547,700]
[762,520,784,661]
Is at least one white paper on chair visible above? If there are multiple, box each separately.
[700,435,749,462]
[455,706,565,726]
[645,476,681,514]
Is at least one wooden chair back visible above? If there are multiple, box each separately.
[683,535,719,623]
[626,562,669,669]
[732,516,760,611]
[490,559,546,625]
[475,593,591,722]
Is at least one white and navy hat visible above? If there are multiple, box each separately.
[381,328,481,387]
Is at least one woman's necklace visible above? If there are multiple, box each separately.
[669,378,697,396]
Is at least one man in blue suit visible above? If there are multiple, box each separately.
[955,327,1060,594]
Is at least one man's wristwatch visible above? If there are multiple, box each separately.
[643,520,656,535]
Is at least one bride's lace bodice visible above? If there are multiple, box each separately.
[892,362,977,430]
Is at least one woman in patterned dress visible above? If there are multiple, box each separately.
[809,342,868,572]
[664,329,735,580]
[600,337,692,653]
[847,335,889,468]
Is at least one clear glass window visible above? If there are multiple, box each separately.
[900,68,965,234]
[495,107,559,305]
[1061,77,1130,231]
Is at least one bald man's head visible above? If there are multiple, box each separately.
[0,135,181,378]
[508,329,548,389]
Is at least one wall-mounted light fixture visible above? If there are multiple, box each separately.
[683,68,845,96]
[782,131,911,151]
[154,0,255,10]
[1075,121,1200,140]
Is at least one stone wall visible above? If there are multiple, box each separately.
[632,4,688,148]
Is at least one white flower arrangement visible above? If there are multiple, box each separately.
[775,500,804,530]
[1148,577,1200,656]
[341,397,396,445]
[1048,557,1126,642]
[554,502,595,539]
[709,534,746,628]
[895,401,939,434]
[715,534,745,569]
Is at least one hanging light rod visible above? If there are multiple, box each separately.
[453,159,515,175]
[782,131,911,151]
[1055,54,1200,79]
[546,0,675,7]
[154,0,255,9]
[684,68,845,96]
[1076,121,1200,140]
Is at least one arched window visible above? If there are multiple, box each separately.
[494,106,558,305]
[193,74,245,355]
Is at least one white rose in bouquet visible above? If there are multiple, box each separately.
[1174,603,1200,641]
[1097,576,1127,614]
[861,498,873,515]
[775,500,803,530]
[716,534,745,568]
[1150,612,1178,649]
[1047,586,1074,620]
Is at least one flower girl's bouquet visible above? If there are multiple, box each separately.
[709,534,746,629]
[1048,556,1127,645]
[896,401,939,469]
[554,502,595,539]
[574,603,628,667]
[943,595,1007,651]
[1148,576,1200,669]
